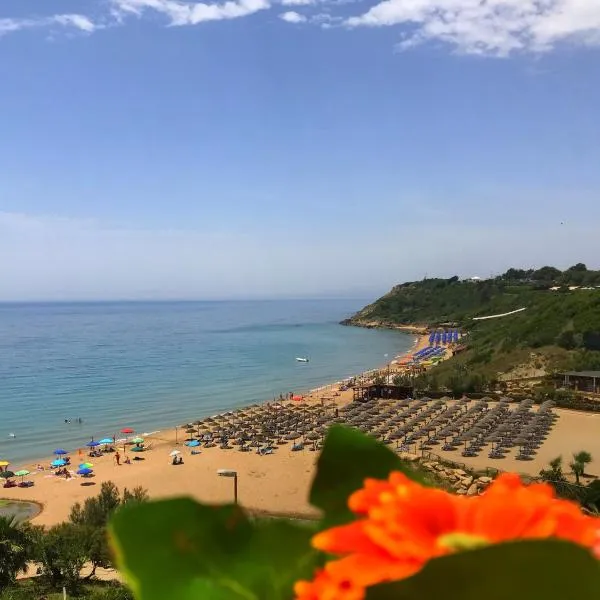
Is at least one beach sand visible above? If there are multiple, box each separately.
[6,334,597,529]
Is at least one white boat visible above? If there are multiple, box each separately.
[296,357,309,363]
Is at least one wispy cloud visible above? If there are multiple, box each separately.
[345,0,600,56]
[279,10,307,22]
[280,0,315,6]
[111,0,270,25]
[0,13,97,36]
[3,0,600,58]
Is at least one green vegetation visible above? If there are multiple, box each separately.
[0,483,145,598]
[538,452,600,512]
[345,264,600,385]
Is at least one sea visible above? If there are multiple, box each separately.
[0,300,413,466]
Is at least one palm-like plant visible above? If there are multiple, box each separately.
[0,516,33,591]
[573,451,593,477]
[570,459,584,485]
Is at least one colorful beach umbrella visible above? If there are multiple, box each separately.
[121,427,134,434]
[99,438,114,445]
[51,459,66,467]
[14,469,29,482]
[54,449,68,455]
[0,461,10,468]
[77,468,93,476]
[0,470,15,479]
[79,462,93,469]
[86,441,100,447]
[185,440,200,447]
[131,437,144,444]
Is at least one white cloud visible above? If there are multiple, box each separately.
[111,0,270,25]
[0,13,97,36]
[279,10,307,22]
[345,0,600,56]
[281,0,315,6]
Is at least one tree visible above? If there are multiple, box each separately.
[69,481,149,577]
[570,459,584,484]
[35,522,88,593]
[0,517,34,592]
[573,450,593,478]
[539,456,566,482]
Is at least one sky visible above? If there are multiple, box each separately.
[1,0,600,301]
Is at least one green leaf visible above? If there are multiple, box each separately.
[109,498,319,600]
[309,425,426,527]
[366,540,600,600]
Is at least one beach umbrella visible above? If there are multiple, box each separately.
[0,461,10,468]
[131,437,145,444]
[14,469,29,483]
[51,459,67,467]
[169,450,181,457]
[0,470,15,479]
[86,441,100,448]
[121,428,135,434]
[131,446,143,452]
[77,468,93,476]
[185,440,200,447]
[79,462,93,469]
[99,438,114,445]
[54,449,68,456]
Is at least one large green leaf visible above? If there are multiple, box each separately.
[109,498,318,600]
[309,425,426,527]
[366,540,600,600]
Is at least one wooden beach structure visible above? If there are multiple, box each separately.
[556,371,600,394]
[353,384,413,402]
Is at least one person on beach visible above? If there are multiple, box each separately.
[115,451,121,466]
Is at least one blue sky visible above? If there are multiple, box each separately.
[1,0,600,301]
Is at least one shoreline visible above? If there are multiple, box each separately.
[3,333,428,527]
[4,331,600,529]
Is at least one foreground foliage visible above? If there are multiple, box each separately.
[0,483,147,597]
[109,426,600,600]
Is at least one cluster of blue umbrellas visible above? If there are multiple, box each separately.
[428,330,460,345]
[412,346,446,362]
[51,449,68,468]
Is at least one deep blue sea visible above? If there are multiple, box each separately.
[0,300,412,465]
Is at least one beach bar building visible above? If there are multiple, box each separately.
[557,371,600,394]
[353,384,413,402]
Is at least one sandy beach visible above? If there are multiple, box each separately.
[4,334,597,529]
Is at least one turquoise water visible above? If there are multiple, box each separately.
[0,300,412,465]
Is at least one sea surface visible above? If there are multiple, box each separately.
[0,300,413,465]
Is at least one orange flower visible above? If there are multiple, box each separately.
[295,472,600,599]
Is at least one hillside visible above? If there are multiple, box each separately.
[343,264,600,386]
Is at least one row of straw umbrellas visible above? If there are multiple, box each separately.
[178,396,558,460]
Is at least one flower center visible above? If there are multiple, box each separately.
[437,532,490,552]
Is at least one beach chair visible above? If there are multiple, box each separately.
[190,450,201,455]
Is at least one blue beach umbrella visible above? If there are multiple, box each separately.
[99,438,114,445]
[51,459,67,467]
[54,449,68,455]
[86,441,100,448]
[185,440,200,447]
[77,468,93,476]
